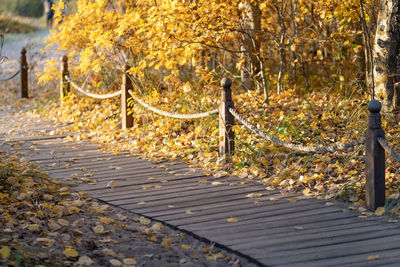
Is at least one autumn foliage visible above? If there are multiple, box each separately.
[36,0,400,208]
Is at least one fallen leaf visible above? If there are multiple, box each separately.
[0,246,10,260]
[287,198,297,203]
[206,252,224,261]
[227,218,239,223]
[375,207,385,216]
[149,236,158,242]
[137,201,147,205]
[211,181,223,185]
[28,224,40,232]
[106,181,116,188]
[123,258,137,265]
[78,255,94,266]
[186,210,194,214]
[100,217,114,224]
[367,255,380,260]
[139,217,151,225]
[181,244,192,250]
[35,238,55,247]
[93,224,105,234]
[63,247,79,258]
[109,259,122,266]
[246,193,262,198]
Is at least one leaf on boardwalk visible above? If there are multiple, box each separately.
[106,181,116,188]
[374,207,385,216]
[181,244,192,250]
[246,193,262,198]
[367,255,380,260]
[227,218,239,223]
[206,252,224,261]
[186,210,194,214]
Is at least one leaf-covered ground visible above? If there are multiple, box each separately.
[0,150,253,266]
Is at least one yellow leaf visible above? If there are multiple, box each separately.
[149,236,158,242]
[287,198,297,203]
[63,247,79,258]
[227,218,239,223]
[207,252,224,261]
[198,179,208,183]
[367,255,380,260]
[106,181,116,188]
[93,224,105,234]
[28,224,40,232]
[141,184,153,190]
[375,207,385,216]
[246,193,262,198]
[100,217,114,224]
[0,246,10,260]
[186,210,194,214]
[181,244,192,250]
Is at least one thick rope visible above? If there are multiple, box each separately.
[0,69,20,82]
[229,107,364,153]
[65,76,121,99]
[377,137,400,164]
[128,90,218,119]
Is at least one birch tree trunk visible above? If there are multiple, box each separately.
[373,0,400,112]
[241,0,262,91]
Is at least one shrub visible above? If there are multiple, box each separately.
[0,0,44,18]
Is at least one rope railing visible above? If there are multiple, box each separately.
[58,55,390,211]
[65,75,122,99]
[0,69,20,82]
[377,137,400,164]
[228,107,364,153]
[128,89,219,119]
[0,47,28,98]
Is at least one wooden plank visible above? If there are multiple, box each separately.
[165,203,341,228]
[211,216,384,245]
[248,234,400,266]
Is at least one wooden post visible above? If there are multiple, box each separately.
[121,65,133,129]
[365,99,385,211]
[60,55,70,98]
[219,78,235,160]
[20,47,28,98]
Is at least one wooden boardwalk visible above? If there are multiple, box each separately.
[2,112,400,266]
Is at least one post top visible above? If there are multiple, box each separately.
[21,47,26,54]
[367,99,382,113]
[62,55,68,62]
[221,77,232,88]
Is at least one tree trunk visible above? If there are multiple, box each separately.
[373,0,400,112]
[240,0,262,91]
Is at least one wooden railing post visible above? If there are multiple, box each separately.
[219,78,235,160]
[121,65,133,129]
[20,47,28,98]
[365,99,385,210]
[60,55,70,98]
